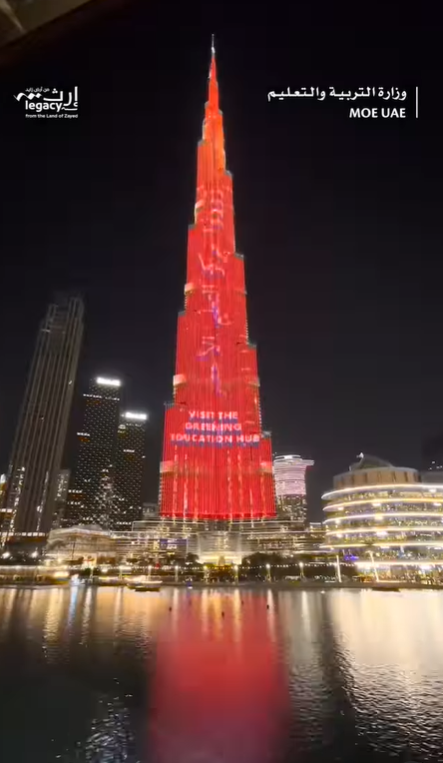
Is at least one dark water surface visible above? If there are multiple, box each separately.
[0,586,442,762]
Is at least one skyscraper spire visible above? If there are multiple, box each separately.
[207,33,219,117]
[159,43,276,521]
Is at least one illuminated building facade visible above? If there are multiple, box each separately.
[2,294,83,542]
[273,454,314,527]
[51,468,71,528]
[113,411,148,531]
[46,523,189,561]
[62,376,121,527]
[243,520,326,557]
[322,454,443,577]
[160,40,275,521]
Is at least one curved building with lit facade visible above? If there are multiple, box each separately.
[322,454,443,578]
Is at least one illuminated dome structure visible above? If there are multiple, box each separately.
[322,454,443,578]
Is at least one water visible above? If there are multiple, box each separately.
[0,586,442,762]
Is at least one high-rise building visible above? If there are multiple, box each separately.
[51,468,71,528]
[159,40,275,521]
[2,295,83,541]
[63,376,121,527]
[113,411,148,530]
[273,454,314,527]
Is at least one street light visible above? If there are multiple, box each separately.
[266,563,271,582]
[234,564,239,584]
[148,564,152,581]
[175,564,179,583]
[299,561,304,580]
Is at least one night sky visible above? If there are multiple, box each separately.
[1,9,441,519]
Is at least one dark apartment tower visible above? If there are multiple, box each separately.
[63,376,121,527]
[113,411,148,530]
[3,295,83,541]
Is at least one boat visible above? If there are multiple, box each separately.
[95,576,127,587]
[127,576,162,592]
[371,585,401,592]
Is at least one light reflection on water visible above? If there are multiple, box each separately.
[0,586,442,761]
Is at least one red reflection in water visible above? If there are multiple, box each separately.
[149,594,289,763]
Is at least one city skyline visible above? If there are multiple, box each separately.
[1,25,442,519]
[0,16,442,763]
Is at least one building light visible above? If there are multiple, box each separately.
[123,412,148,421]
[123,449,135,453]
[96,377,121,387]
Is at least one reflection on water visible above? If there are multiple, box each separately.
[328,591,443,760]
[149,589,289,763]
[0,587,442,762]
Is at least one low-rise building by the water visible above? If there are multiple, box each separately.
[322,454,443,579]
[46,522,189,563]
[46,517,327,566]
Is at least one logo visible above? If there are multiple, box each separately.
[14,87,79,119]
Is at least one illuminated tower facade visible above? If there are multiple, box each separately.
[3,294,83,541]
[114,411,148,530]
[63,376,121,527]
[273,454,314,527]
[160,41,276,521]
[51,468,71,529]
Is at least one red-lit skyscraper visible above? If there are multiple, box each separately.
[160,41,276,522]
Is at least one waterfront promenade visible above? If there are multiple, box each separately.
[0,572,442,591]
